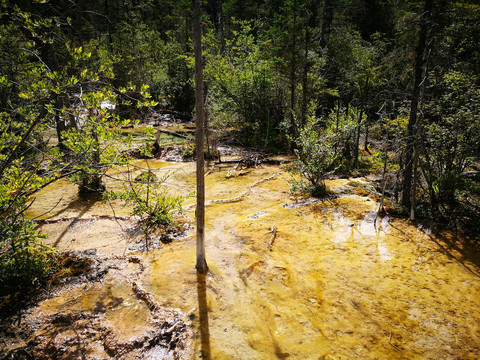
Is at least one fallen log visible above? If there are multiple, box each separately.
[213,158,288,166]
[155,128,192,140]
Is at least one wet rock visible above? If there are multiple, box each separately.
[83,248,97,256]
[160,234,175,244]
[283,198,322,209]
[86,263,110,282]
[248,210,268,219]
[159,146,185,162]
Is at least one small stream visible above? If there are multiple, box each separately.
[26,161,480,359]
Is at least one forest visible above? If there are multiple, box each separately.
[1,0,480,359]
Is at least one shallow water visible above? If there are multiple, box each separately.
[29,161,480,359]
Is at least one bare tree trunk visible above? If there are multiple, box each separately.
[334,101,340,157]
[409,136,418,221]
[375,140,388,227]
[204,83,210,154]
[402,0,432,207]
[55,110,67,152]
[193,0,207,273]
[353,108,364,168]
[289,0,298,138]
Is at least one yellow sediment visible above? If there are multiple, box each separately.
[28,161,480,359]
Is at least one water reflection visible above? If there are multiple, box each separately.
[197,272,211,359]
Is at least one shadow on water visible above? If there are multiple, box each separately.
[52,199,95,247]
[426,228,480,278]
[196,272,211,360]
[34,193,100,246]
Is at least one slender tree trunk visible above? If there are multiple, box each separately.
[334,101,340,157]
[193,0,207,273]
[289,0,298,137]
[402,0,432,207]
[320,0,334,47]
[105,0,112,52]
[76,0,84,48]
[353,108,364,168]
[364,117,369,152]
[218,0,225,54]
[204,83,210,154]
[410,135,418,221]
[55,109,67,152]
[301,25,310,126]
[374,139,389,226]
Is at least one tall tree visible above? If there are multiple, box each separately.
[402,0,433,208]
[193,0,208,273]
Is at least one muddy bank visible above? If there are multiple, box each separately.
[1,250,194,360]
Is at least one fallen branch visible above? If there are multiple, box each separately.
[155,128,191,140]
[213,158,288,166]
[34,214,132,224]
[268,222,278,250]
[131,281,160,312]
[184,171,285,210]
[163,321,182,335]
[388,330,404,354]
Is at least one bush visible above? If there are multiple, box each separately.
[106,166,185,248]
[290,113,335,197]
[0,219,58,298]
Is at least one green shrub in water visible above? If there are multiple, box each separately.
[106,166,185,247]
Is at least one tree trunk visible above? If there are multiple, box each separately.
[409,136,418,221]
[364,117,369,152]
[289,0,298,138]
[301,25,310,126]
[193,0,208,273]
[353,108,364,168]
[204,83,210,154]
[218,0,225,54]
[320,0,334,47]
[334,101,340,157]
[402,0,432,207]
[55,110,67,152]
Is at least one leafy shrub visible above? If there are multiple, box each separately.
[290,105,358,197]
[290,114,335,197]
[0,219,58,298]
[107,167,185,248]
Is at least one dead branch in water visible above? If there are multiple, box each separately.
[268,222,278,250]
[155,128,192,140]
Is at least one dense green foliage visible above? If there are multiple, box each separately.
[1,0,480,296]
[0,219,57,298]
